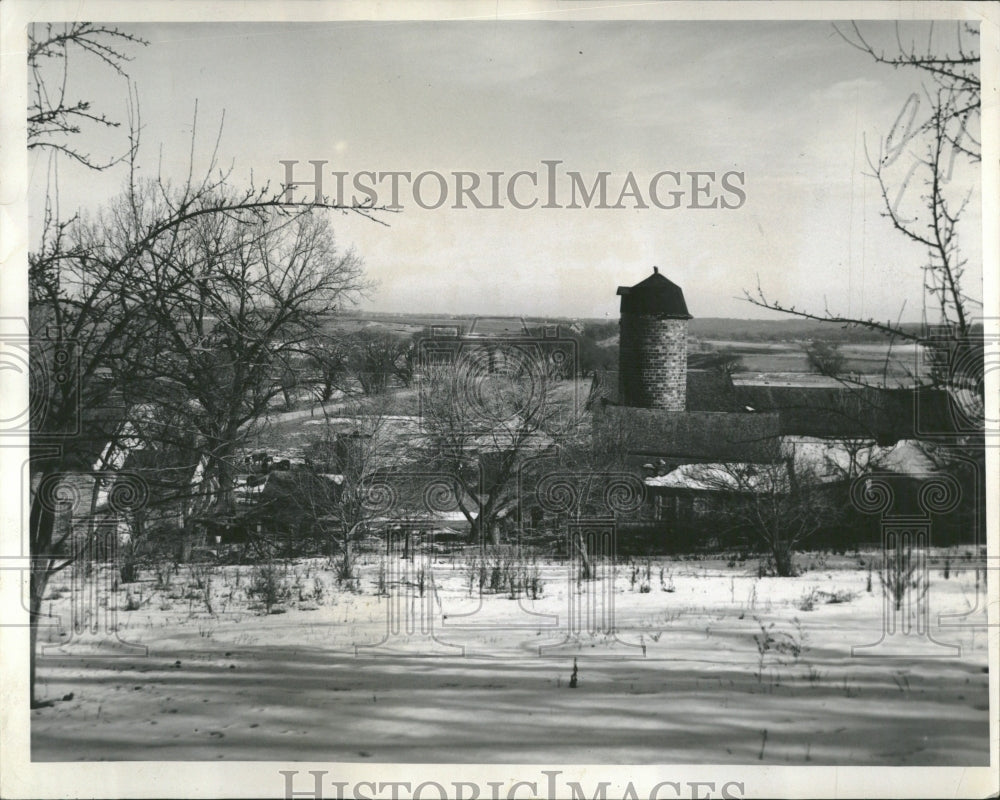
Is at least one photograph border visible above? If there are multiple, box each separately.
[1,2,997,798]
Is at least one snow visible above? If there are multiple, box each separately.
[645,463,789,493]
[645,438,942,493]
[781,436,939,478]
[30,548,990,764]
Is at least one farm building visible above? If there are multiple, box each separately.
[592,267,973,551]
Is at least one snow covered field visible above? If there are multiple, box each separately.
[31,549,990,764]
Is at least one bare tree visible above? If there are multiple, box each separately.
[28,22,147,168]
[332,403,406,580]
[394,337,418,388]
[29,190,371,702]
[535,422,645,579]
[419,343,572,544]
[240,464,339,562]
[291,395,423,579]
[349,329,411,396]
[120,198,366,556]
[836,22,979,163]
[304,333,352,404]
[26,23,386,706]
[804,340,846,377]
[692,457,835,577]
[742,22,987,571]
[688,348,743,377]
[820,437,883,482]
[746,22,981,402]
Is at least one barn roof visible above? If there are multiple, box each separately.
[686,369,738,412]
[593,404,783,463]
[732,383,960,443]
[586,369,737,412]
[616,267,692,318]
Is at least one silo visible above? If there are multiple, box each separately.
[617,267,692,411]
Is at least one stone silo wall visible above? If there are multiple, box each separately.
[618,314,688,410]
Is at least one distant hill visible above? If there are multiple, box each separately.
[686,318,930,343]
[341,311,934,344]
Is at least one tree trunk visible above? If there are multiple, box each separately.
[29,572,45,707]
[28,491,56,707]
[215,452,236,517]
[575,529,593,580]
[178,519,199,563]
[772,545,795,578]
[340,536,353,580]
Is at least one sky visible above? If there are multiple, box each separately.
[28,19,984,321]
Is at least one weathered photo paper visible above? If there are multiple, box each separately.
[0,2,997,798]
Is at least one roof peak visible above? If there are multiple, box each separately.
[616,267,691,318]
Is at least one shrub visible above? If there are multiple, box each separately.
[879,550,927,612]
[312,576,325,604]
[798,587,856,611]
[797,588,818,612]
[189,563,215,614]
[465,546,543,600]
[154,557,175,589]
[752,616,805,684]
[247,561,290,614]
[119,541,141,584]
